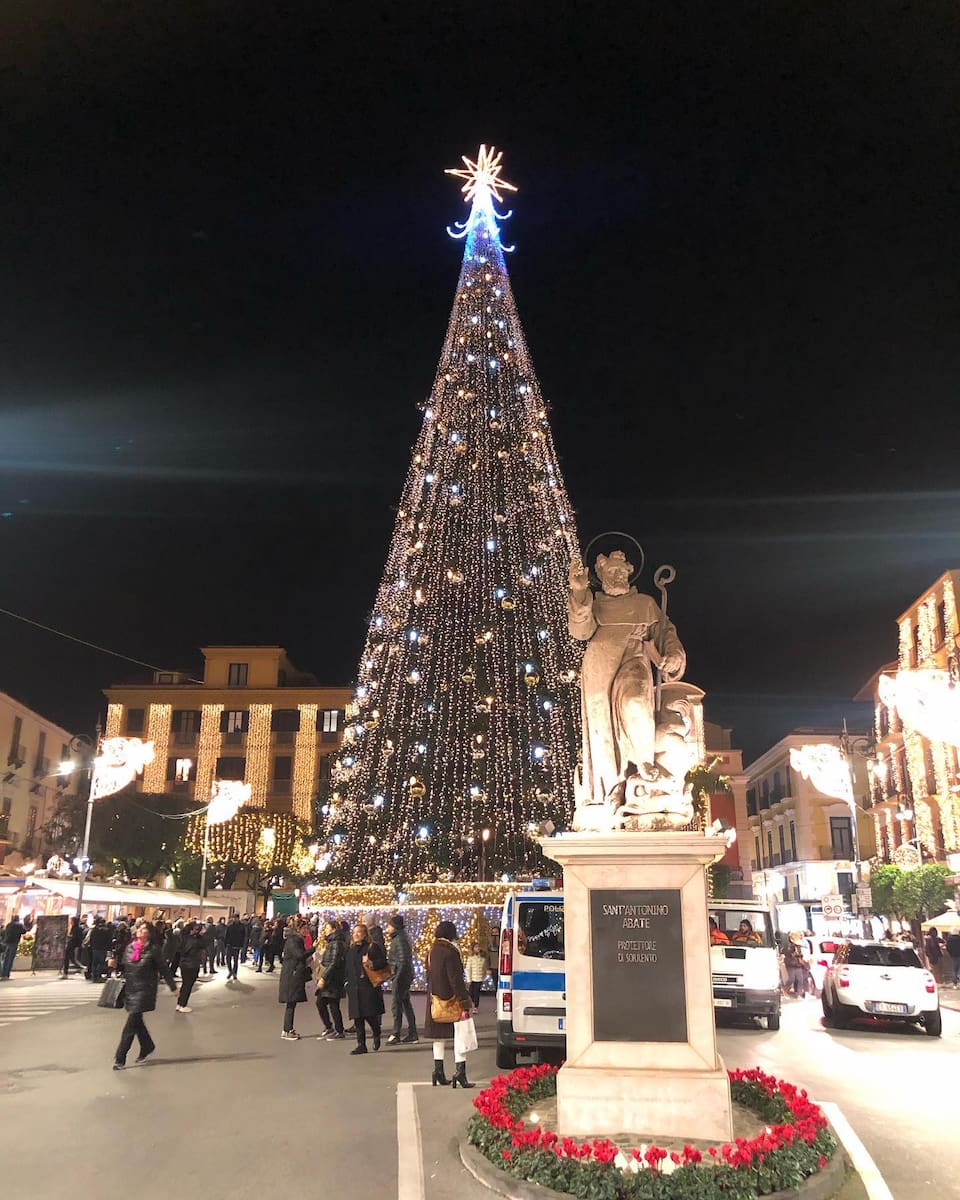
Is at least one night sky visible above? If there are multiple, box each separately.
[2,4,959,760]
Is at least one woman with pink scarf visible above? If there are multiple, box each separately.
[108,919,177,1070]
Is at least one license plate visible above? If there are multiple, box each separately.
[713,998,734,1008]
[873,1002,908,1015]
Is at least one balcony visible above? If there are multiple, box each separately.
[172,731,197,747]
[0,814,9,842]
[223,731,245,746]
[6,743,26,768]
[33,757,51,779]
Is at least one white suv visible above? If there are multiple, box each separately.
[821,940,941,1037]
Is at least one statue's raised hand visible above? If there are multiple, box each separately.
[568,558,590,593]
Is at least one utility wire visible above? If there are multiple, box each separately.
[0,604,203,683]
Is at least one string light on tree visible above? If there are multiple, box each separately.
[322,146,582,882]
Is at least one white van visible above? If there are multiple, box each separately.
[496,887,566,1069]
[708,900,781,1030]
[496,891,779,1067]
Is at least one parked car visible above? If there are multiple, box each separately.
[808,938,839,994]
[821,940,941,1037]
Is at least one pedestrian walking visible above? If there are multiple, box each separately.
[465,941,487,1008]
[250,916,265,970]
[109,920,177,1069]
[176,921,204,1012]
[424,920,473,1088]
[279,917,314,1041]
[0,913,25,978]
[201,918,218,974]
[315,919,347,1039]
[344,922,387,1054]
[61,916,84,977]
[783,933,807,998]
[214,917,228,967]
[88,916,114,983]
[162,920,182,979]
[224,914,245,979]
[385,913,418,1044]
[924,928,944,983]
[266,919,284,972]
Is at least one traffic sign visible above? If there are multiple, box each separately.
[821,894,845,920]
[856,884,873,911]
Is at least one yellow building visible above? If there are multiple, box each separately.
[103,647,351,826]
[859,570,960,869]
[741,731,874,909]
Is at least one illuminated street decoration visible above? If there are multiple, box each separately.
[293,703,319,823]
[245,703,272,806]
[789,743,853,806]
[879,670,960,749]
[142,703,171,791]
[207,778,250,824]
[322,149,582,882]
[90,737,155,800]
[104,703,123,739]
[445,144,517,204]
[195,703,224,805]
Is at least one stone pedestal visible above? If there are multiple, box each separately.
[542,831,734,1143]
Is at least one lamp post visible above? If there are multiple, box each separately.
[838,721,877,935]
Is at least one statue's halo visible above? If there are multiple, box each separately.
[583,530,645,586]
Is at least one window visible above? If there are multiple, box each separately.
[766,831,774,864]
[172,710,200,744]
[216,756,246,781]
[778,824,786,861]
[156,672,175,684]
[10,716,22,760]
[35,731,46,773]
[126,708,145,734]
[2,796,11,815]
[911,622,921,667]
[272,755,292,793]
[272,709,300,744]
[516,900,564,960]
[754,836,761,868]
[320,709,341,743]
[936,601,947,648]
[772,771,782,802]
[830,817,853,860]
[760,780,770,810]
[228,662,248,687]
[222,710,249,742]
[175,758,193,783]
[789,820,797,862]
[26,804,37,840]
[746,788,757,817]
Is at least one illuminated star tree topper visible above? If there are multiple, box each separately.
[445,143,518,205]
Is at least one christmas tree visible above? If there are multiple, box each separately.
[325,147,582,883]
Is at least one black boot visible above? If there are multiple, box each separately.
[451,1061,475,1089]
[432,1059,450,1087]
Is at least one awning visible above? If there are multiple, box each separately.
[24,878,229,910]
[920,909,960,933]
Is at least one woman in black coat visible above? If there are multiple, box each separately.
[278,917,314,1041]
[344,923,387,1055]
[108,919,177,1069]
[424,920,473,1088]
[315,919,347,1038]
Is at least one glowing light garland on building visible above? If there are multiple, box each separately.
[105,704,123,739]
[321,148,582,883]
[293,703,319,823]
[879,671,960,750]
[245,703,272,806]
[194,704,224,804]
[789,744,853,807]
[142,703,171,792]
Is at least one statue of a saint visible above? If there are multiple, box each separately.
[568,549,694,830]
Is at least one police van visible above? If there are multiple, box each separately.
[496,885,566,1069]
[497,890,778,1067]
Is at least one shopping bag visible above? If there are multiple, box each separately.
[453,1015,478,1056]
[98,976,126,1009]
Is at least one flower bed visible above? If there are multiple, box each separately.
[467,1064,837,1199]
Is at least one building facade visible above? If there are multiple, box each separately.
[859,570,960,870]
[1,691,80,865]
[103,647,351,826]
[742,730,873,907]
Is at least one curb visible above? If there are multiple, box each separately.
[459,1133,852,1200]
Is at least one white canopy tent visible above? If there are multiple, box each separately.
[920,909,960,933]
[23,878,229,915]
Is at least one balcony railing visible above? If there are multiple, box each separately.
[173,731,198,746]
[223,731,245,745]
[0,813,9,841]
[274,731,295,745]
[6,743,26,768]
[271,779,292,795]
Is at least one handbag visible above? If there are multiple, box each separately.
[98,976,126,1009]
[454,1015,478,1056]
[431,992,463,1023]
[362,956,392,987]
